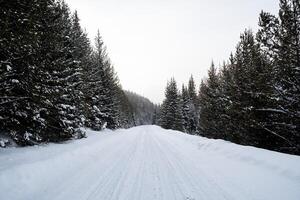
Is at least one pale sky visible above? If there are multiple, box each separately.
[66,0,279,104]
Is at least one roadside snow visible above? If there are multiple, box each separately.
[0,125,299,200]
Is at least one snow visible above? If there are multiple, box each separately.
[0,125,299,200]
[0,140,5,148]
[6,64,12,71]
[11,79,19,83]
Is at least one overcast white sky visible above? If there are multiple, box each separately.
[66,0,278,104]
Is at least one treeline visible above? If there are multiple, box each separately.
[125,91,159,126]
[159,0,300,155]
[159,76,199,134]
[0,0,134,146]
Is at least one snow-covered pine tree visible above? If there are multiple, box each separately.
[0,0,134,146]
[86,30,121,130]
[159,78,184,131]
[0,0,39,144]
[198,62,222,139]
[180,84,197,134]
[187,75,199,134]
[116,88,135,128]
[257,0,300,154]
[54,1,85,139]
[217,58,238,141]
[229,30,276,147]
[101,62,121,129]
[181,84,190,133]
[69,10,93,132]
[83,31,106,130]
[31,0,81,142]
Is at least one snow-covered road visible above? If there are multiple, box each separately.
[0,125,300,200]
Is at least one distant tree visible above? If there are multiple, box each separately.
[181,85,190,132]
[198,62,222,138]
[116,88,135,128]
[187,76,199,133]
[160,78,184,131]
[125,91,158,125]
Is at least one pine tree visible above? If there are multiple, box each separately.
[0,0,133,146]
[83,31,106,130]
[257,0,300,153]
[187,75,198,133]
[125,91,158,125]
[160,78,184,131]
[116,88,135,128]
[0,0,39,144]
[198,62,221,138]
[181,85,190,132]
[70,10,93,131]
[54,1,85,138]
[188,75,198,105]
[31,0,81,142]
[86,30,121,130]
[217,58,237,141]
[229,30,276,146]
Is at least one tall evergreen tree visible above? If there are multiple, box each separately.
[86,30,121,130]
[198,62,222,138]
[257,0,300,153]
[0,0,39,144]
[181,85,190,132]
[31,0,84,142]
[70,10,93,130]
[187,75,198,133]
[0,0,134,146]
[230,30,276,146]
[160,78,184,131]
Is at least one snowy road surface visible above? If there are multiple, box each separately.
[0,125,300,200]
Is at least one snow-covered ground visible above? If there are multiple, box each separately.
[0,125,299,200]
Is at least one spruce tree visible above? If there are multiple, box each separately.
[0,0,39,144]
[32,0,79,142]
[181,85,190,132]
[160,78,184,131]
[257,0,300,153]
[70,10,93,131]
[187,75,198,133]
[198,62,221,138]
[230,30,276,146]
[87,30,121,130]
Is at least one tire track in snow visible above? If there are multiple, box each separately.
[2,125,299,200]
[153,130,259,200]
[85,131,141,200]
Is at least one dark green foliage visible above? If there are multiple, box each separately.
[180,79,199,134]
[257,0,300,153]
[117,89,135,128]
[199,62,224,139]
[0,0,39,144]
[159,78,184,131]
[86,31,122,130]
[196,0,300,155]
[0,0,134,146]
[125,91,158,126]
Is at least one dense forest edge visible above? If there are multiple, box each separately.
[0,0,156,147]
[159,0,300,155]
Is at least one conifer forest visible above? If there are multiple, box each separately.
[1,0,299,155]
[1,1,300,200]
